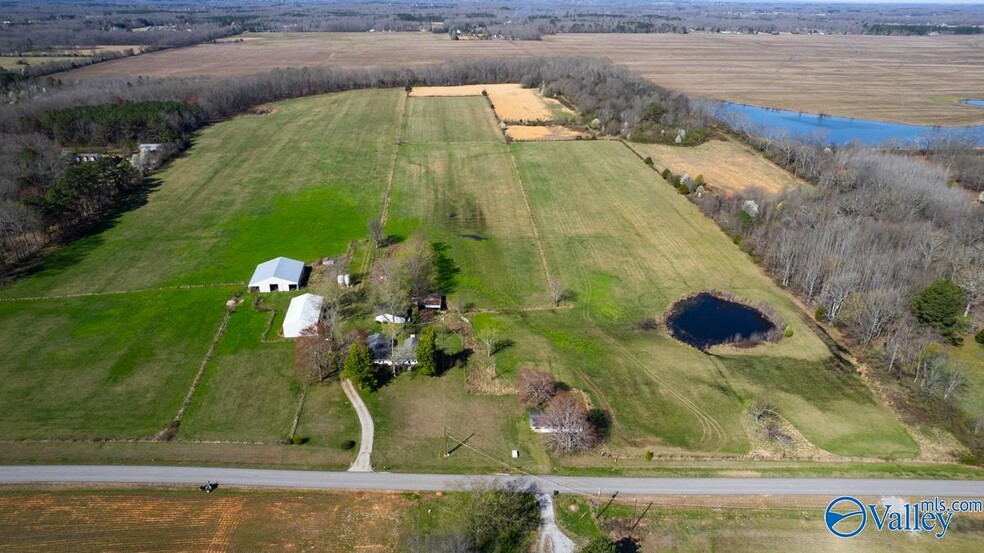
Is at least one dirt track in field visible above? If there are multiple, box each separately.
[62,32,984,125]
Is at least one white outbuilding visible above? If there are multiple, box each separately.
[282,293,324,338]
[248,257,305,293]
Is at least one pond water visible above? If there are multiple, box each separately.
[714,102,984,146]
[666,293,777,350]
[962,99,984,109]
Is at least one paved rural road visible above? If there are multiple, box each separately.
[340,378,373,472]
[3,466,984,498]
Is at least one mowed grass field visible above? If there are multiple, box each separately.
[387,99,549,308]
[629,138,805,196]
[0,488,455,552]
[0,288,232,439]
[0,87,916,469]
[61,32,984,125]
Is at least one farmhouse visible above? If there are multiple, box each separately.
[248,257,305,293]
[138,143,162,153]
[367,333,419,367]
[282,293,324,338]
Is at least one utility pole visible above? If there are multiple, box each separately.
[631,501,654,532]
[597,491,619,519]
[442,425,450,458]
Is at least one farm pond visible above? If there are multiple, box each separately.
[666,293,777,350]
[714,101,984,146]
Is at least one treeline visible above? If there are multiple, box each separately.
[692,129,983,450]
[864,23,983,36]
[0,57,704,270]
[22,101,207,147]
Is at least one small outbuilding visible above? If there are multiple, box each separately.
[375,313,408,324]
[420,294,444,311]
[282,293,324,338]
[249,257,305,293]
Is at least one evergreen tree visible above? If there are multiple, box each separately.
[416,327,438,376]
[911,280,966,344]
[343,343,376,391]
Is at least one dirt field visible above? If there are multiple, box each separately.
[61,32,984,125]
[412,83,572,122]
[506,125,588,142]
[629,138,804,196]
[0,488,437,552]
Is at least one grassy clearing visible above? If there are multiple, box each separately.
[179,296,301,442]
[0,288,233,439]
[0,89,403,298]
[404,97,503,144]
[557,495,984,552]
[387,142,549,309]
[368,366,551,473]
[512,141,915,457]
[0,488,459,552]
[628,138,805,196]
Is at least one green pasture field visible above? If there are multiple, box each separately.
[403,96,504,144]
[0,288,233,439]
[386,140,549,309]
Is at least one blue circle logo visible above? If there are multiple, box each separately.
[825,496,867,538]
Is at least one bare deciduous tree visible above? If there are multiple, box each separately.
[541,392,597,455]
[547,278,569,306]
[515,368,556,409]
[478,326,502,358]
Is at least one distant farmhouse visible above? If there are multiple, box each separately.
[138,143,163,153]
[248,257,305,293]
[282,293,324,338]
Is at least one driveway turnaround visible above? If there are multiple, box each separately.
[3,465,984,498]
[340,378,373,472]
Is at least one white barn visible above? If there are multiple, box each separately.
[248,257,305,293]
[282,293,325,338]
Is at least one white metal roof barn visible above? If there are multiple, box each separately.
[282,293,325,338]
[248,257,305,293]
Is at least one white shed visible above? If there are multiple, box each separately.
[249,257,305,293]
[282,293,324,338]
